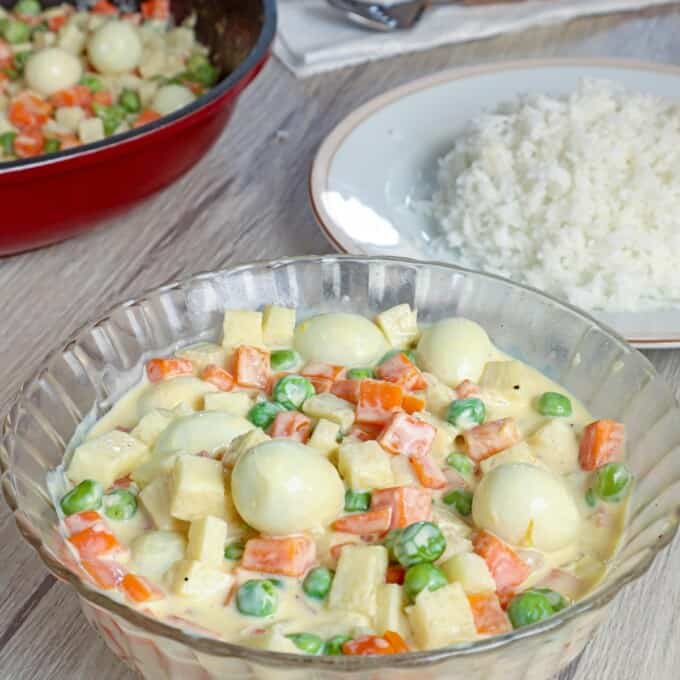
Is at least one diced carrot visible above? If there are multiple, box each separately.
[467,592,511,635]
[331,379,360,404]
[386,564,405,584]
[371,486,432,529]
[69,526,122,559]
[141,0,170,19]
[47,12,70,31]
[578,419,625,471]
[235,345,270,389]
[377,412,435,458]
[122,573,164,603]
[473,530,529,604]
[64,510,103,535]
[81,559,126,590]
[402,392,425,414]
[50,85,92,109]
[201,364,234,392]
[332,507,392,535]
[375,352,426,391]
[347,423,382,441]
[342,633,407,656]
[241,535,316,577]
[458,418,521,462]
[92,0,118,14]
[14,128,44,158]
[0,39,13,68]
[301,362,345,380]
[92,90,114,107]
[146,357,194,383]
[111,475,134,490]
[269,411,312,443]
[410,454,447,490]
[133,109,162,128]
[383,631,410,654]
[455,379,481,399]
[308,376,332,394]
[356,379,403,425]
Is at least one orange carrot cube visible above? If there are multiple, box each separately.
[473,530,529,604]
[468,592,511,635]
[371,486,432,529]
[332,507,392,535]
[377,412,435,458]
[578,419,625,471]
[375,352,426,391]
[331,379,361,404]
[269,411,312,443]
[234,345,270,389]
[241,535,316,577]
[410,454,447,490]
[458,418,521,462]
[122,573,164,603]
[146,357,194,383]
[201,364,234,391]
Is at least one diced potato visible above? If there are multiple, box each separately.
[204,391,253,417]
[527,419,579,474]
[166,26,195,52]
[308,419,340,457]
[423,375,457,420]
[222,310,263,349]
[131,530,186,581]
[243,631,300,653]
[375,584,410,638]
[58,21,86,54]
[186,516,228,566]
[479,441,538,475]
[329,545,388,619]
[223,428,270,468]
[176,342,227,373]
[414,411,457,461]
[170,455,227,521]
[171,559,233,600]
[130,409,175,447]
[131,450,178,488]
[139,48,166,79]
[0,113,14,135]
[33,29,56,48]
[375,304,419,349]
[262,305,296,348]
[302,393,355,433]
[78,117,104,144]
[441,553,496,594]
[432,507,473,562]
[137,376,218,417]
[338,441,394,490]
[390,454,418,486]
[139,475,187,532]
[55,106,85,133]
[67,430,150,488]
[138,79,159,107]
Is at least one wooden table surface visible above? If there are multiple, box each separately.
[2,5,680,679]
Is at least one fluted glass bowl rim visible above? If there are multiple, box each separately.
[2,254,678,670]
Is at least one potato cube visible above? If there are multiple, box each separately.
[131,451,178,488]
[131,530,186,580]
[171,559,233,600]
[262,305,296,348]
[170,455,227,521]
[222,310,263,349]
[186,516,228,566]
[390,454,418,486]
[527,419,579,474]
[329,545,388,619]
[137,376,217,416]
[78,117,104,144]
[423,376,457,420]
[375,584,410,637]
[130,409,175,447]
[139,475,186,532]
[67,430,149,488]
[415,412,457,461]
[375,304,419,349]
[308,419,340,457]
[203,391,253,417]
[338,441,394,490]
[302,393,355,433]
[176,342,227,373]
[223,428,270,468]
[58,21,86,54]
[407,583,476,649]
[441,553,496,594]
[479,441,537,475]
[55,106,85,132]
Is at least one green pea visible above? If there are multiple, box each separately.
[60,479,103,516]
[302,567,333,600]
[346,367,373,380]
[3,19,30,43]
[0,131,16,155]
[446,397,486,429]
[379,349,416,366]
[403,562,447,602]
[235,579,278,617]
[442,489,473,516]
[224,541,244,560]
[392,521,446,567]
[446,452,474,477]
[119,89,141,113]
[536,392,572,417]
[92,103,126,136]
[186,54,218,87]
[585,488,597,508]
[324,634,351,655]
[14,0,41,15]
[508,590,556,629]
[247,401,286,429]
[344,489,371,513]
[286,632,324,655]
[80,74,105,92]
[103,489,137,520]
[3,67,18,80]
[270,349,300,372]
[272,375,315,411]
[268,578,285,589]
[13,49,31,72]
[532,587,569,613]
[43,138,61,154]
[594,463,632,502]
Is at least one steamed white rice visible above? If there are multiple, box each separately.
[431,79,680,312]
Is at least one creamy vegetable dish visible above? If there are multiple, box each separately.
[0,0,216,160]
[52,305,631,655]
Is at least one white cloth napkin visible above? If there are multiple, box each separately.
[275,0,677,77]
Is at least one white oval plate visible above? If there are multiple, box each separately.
[310,59,680,349]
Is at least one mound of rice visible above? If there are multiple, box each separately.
[431,79,680,312]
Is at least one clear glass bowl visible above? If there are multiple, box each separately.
[2,255,679,680]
